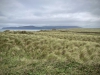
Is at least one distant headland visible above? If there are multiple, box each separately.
[2,26,81,30]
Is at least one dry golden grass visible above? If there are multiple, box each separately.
[0,28,100,75]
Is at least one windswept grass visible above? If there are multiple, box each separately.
[0,28,100,75]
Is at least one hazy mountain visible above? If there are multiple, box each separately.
[2,26,81,29]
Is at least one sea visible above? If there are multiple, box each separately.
[0,29,41,32]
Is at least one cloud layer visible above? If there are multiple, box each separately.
[0,0,100,28]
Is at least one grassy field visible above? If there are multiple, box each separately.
[0,28,100,75]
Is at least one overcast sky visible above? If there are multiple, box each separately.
[0,0,100,28]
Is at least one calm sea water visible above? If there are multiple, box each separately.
[0,29,41,32]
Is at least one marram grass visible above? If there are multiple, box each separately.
[0,29,100,75]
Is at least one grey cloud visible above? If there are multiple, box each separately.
[0,0,100,28]
[0,12,5,16]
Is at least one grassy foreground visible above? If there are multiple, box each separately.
[0,28,100,75]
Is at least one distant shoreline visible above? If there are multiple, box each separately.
[0,29,41,32]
